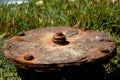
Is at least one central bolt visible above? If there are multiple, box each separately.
[52,32,68,45]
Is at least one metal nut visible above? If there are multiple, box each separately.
[99,48,110,53]
[24,54,34,60]
[17,32,25,36]
[52,32,68,45]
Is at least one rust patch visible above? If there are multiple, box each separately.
[11,36,23,41]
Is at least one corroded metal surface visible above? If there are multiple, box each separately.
[2,27,116,72]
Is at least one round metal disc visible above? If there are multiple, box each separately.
[3,27,116,72]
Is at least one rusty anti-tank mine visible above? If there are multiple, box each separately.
[3,27,116,72]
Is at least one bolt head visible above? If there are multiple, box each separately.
[99,48,110,53]
[52,32,68,45]
[24,54,34,60]
[17,32,25,36]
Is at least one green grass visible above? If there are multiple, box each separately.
[0,0,120,35]
[0,39,20,80]
[0,0,120,79]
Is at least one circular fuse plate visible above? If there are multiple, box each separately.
[3,27,116,72]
